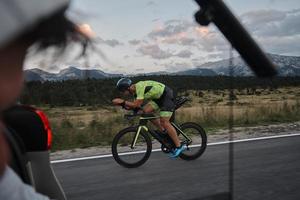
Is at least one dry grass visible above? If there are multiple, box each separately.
[45,86,300,150]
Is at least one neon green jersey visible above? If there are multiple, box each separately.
[135,80,165,100]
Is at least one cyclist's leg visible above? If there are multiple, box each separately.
[160,114,181,148]
[143,101,164,131]
[157,87,181,148]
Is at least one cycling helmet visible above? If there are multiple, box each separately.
[116,78,132,92]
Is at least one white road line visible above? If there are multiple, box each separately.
[51,133,300,164]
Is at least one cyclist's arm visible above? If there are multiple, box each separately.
[124,99,143,109]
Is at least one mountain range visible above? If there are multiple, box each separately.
[25,67,122,81]
[25,54,300,81]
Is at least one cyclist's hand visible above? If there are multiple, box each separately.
[133,107,142,114]
[112,98,124,106]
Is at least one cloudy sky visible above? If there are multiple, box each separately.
[25,0,300,74]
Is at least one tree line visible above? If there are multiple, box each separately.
[20,76,300,107]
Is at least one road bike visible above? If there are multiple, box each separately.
[111,96,207,168]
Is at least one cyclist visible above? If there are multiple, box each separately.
[0,0,91,199]
[112,78,187,158]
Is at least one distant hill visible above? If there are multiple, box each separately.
[24,70,43,81]
[189,54,300,76]
[25,54,300,81]
[173,68,217,76]
[57,66,122,80]
[25,66,123,81]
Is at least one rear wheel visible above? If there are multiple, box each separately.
[177,122,207,160]
[111,127,152,168]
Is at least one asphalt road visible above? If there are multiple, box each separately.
[53,136,300,200]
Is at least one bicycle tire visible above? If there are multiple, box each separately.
[178,122,207,160]
[111,126,152,168]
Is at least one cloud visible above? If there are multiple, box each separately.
[241,9,286,25]
[159,33,197,46]
[136,19,230,60]
[138,8,300,62]
[147,1,156,6]
[137,44,197,60]
[128,39,142,45]
[241,9,300,37]
[137,44,173,59]
[148,20,193,39]
[147,20,200,47]
[67,8,101,21]
[130,18,235,62]
[258,35,300,55]
[191,57,206,66]
[238,9,300,55]
[97,37,123,47]
[179,37,196,46]
[136,68,145,72]
[104,39,123,47]
[165,61,192,72]
[147,20,223,49]
[176,50,193,58]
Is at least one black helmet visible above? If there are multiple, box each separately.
[116,78,132,92]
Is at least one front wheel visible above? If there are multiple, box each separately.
[178,122,207,160]
[111,127,152,168]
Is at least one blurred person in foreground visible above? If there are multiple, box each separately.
[0,0,92,199]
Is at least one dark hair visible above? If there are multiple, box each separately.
[20,6,89,55]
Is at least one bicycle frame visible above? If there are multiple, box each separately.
[130,115,192,149]
[171,122,192,144]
